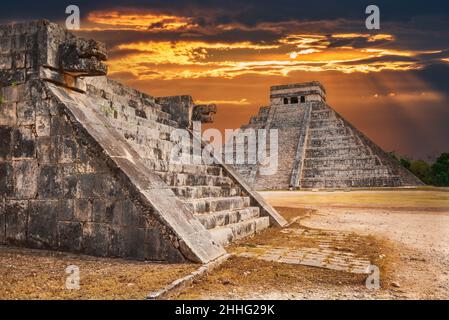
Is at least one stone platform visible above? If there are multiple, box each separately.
[0,20,286,263]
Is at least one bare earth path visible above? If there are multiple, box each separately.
[262,189,449,299]
[174,189,449,299]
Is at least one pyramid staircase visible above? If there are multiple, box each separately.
[0,20,286,264]
[229,82,423,190]
[85,82,273,247]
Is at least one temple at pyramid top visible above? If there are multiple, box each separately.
[270,81,326,105]
[230,82,424,190]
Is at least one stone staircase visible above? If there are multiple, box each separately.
[299,103,402,189]
[227,81,422,190]
[84,79,270,247]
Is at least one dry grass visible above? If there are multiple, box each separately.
[174,256,366,299]
[173,206,397,299]
[0,246,196,300]
[262,189,449,210]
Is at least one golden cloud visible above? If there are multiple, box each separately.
[86,10,196,31]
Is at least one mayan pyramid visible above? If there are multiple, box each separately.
[0,20,286,263]
[230,82,423,190]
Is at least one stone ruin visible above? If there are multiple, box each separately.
[230,82,424,190]
[0,20,287,263]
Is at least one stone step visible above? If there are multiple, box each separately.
[208,216,270,247]
[311,110,333,120]
[306,146,371,158]
[303,167,392,178]
[309,136,360,148]
[309,126,349,137]
[184,196,251,214]
[115,108,179,128]
[195,207,260,229]
[301,176,402,189]
[309,119,343,129]
[303,156,380,169]
[172,185,243,199]
[156,172,234,187]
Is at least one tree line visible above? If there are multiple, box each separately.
[390,152,449,186]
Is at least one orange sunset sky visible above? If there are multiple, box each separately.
[3,0,449,159]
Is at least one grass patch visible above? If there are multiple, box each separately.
[0,246,196,300]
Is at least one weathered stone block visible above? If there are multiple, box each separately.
[57,199,74,221]
[0,103,17,126]
[13,52,26,69]
[123,227,145,259]
[0,69,26,86]
[28,200,58,248]
[0,162,13,197]
[0,126,12,160]
[74,199,92,222]
[35,114,51,136]
[144,227,185,262]
[36,136,52,163]
[92,199,122,225]
[12,126,35,159]
[0,37,11,54]
[37,165,63,198]
[0,83,26,103]
[63,173,79,199]
[52,135,77,164]
[77,146,104,174]
[108,227,124,257]
[12,34,27,51]
[0,54,12,69]
[77,174,95,198]
[16,101,35,125]
[58,221,82,251]
[12,160,38,199]
[0,201,5,243]
[4,200,28,244]
[82,222,110,257]
[122,199,145,227]
[50,114,72,136]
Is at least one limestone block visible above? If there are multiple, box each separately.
[0,36,11,54]
[0,162,13,197]
[74,199,92,222]
[0,54,12,69]
[28,200,59,248]
[0,102,16,126]
[12,126,35,159]
[0,202,5,243]
[57,199,75,221]
[82,222,111,257]
[4,200,28,243]
[12,160,38,199]
[16,101,35,125]
[37,164,63,199]
[57,221,82,251]
[0,126,12,160]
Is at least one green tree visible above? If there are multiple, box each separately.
[431,153,449,186]
[409,160,433,185]
[399,157,411,170]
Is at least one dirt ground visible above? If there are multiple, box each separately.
[1,189,448,300]
[174,189,449,300]
[0,246,196,300]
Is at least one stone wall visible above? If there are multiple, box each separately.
[0,78,186,261]
[1,20,285,262]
